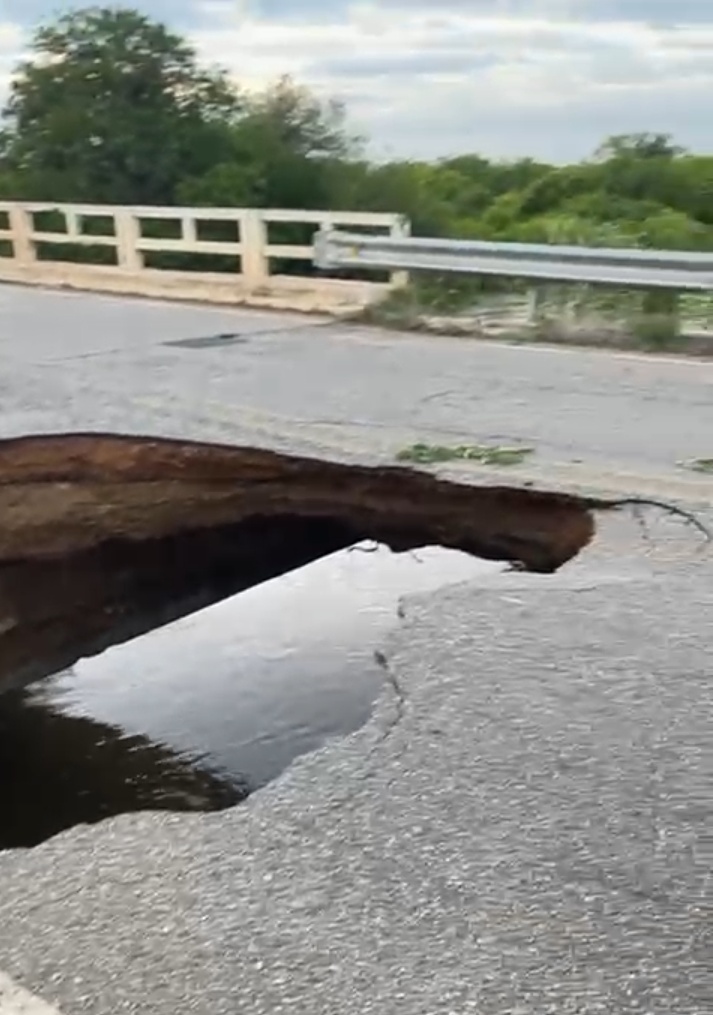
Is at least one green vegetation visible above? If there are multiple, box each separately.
[396,443,534,466]
[679,458,713,474]
[0,5,710,346]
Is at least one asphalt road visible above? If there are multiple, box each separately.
[1,284,712,499]
[0,285,711,1014]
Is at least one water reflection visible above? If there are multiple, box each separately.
[1,543,501,849]
[0,689,246,849]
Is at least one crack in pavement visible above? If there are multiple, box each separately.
[373,648,406,742]
[283,636,413,834]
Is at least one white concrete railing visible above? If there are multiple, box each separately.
[0,202,409,312]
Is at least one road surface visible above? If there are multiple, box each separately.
[1,284,711,499]
[0,285,711,1014]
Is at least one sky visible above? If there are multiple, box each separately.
[0,1,710,162]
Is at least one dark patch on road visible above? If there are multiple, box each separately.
[164,333,248,349]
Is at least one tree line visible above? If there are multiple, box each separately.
[0,5,710,254]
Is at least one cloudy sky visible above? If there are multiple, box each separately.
[0,1,710,162]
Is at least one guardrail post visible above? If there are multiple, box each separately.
[526,286,542,325]
[240,210,269,292]
[636,288,681,346]
[115,210,143,271]
[389,217,410,289]
[8,206,35,264]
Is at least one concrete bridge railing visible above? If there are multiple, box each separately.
[0,202,410,312]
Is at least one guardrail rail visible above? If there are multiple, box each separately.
[314,229,713,291]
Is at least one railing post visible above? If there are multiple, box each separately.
[114,209,143,271]
[240,210,269,291]
[8,206,35,265]
[64,209,80,239]
[182,216,197,244]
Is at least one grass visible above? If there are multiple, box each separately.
[355,276,524,330]
[357,282,713,357]
[678,457,713,474]
[396,442,535,466]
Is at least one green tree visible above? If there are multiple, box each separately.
[593,133,684,161]
[516,164,603,218]
[178,76,358,210]
[237,76,357,161]
[628,155,713,226]
[637,209,712,251]
[0,6,240,204]
[329,161,458,235]
[440,155,552,199]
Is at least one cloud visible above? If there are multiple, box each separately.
[237,0,713,23]
[187,1,713,160]
[0,0,710,161]
[0,19,25,94]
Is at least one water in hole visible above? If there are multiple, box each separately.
[0,543,501,848]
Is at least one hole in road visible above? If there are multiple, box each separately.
[0,544,502,850]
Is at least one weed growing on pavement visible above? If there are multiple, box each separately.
[396,442,534,466]
[678,457,713,474]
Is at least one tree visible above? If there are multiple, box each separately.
[0,6,240,204]
[236,76,358,161]
[516,164,603,218]
[637,208,711,251]
[178,76,359,210]
[594,133,684,161]
[440,154,552,202]
[337,161,455,235]
[669,156,713,226]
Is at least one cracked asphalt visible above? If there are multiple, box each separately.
[0,285,711,1014]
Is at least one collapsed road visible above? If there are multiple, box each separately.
[3,431,704,698]
[0,430,600,695]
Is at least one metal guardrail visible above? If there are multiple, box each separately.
[314,229,713,291]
